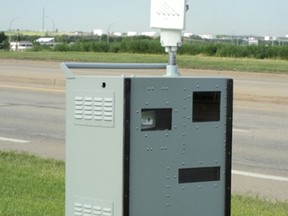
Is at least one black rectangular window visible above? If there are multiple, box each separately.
[141,109,172,131]
[179,167,220,184]
[193,91,221,122]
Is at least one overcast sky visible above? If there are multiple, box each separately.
[1,0,287,36]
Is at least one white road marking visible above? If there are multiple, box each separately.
[232,170,288,182]
[233,128,250,133]
[0,137,30,143]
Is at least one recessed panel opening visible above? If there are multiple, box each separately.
[179,167,221,184]
[193,91,221,122]
[141,109,172,131]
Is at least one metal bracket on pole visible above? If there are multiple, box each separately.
[165,47,181,77]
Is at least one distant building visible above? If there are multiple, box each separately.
[10,41,33,51]
[141,31,158,37]
[127,31,138,37]
[73,31,84,36]
[264,36,271,41]
[36,37,55,47]
[248,37,259,45]
[183,33,193,38]
[93,29,103,36]
[112,32,123,37]
[200,34,216,40]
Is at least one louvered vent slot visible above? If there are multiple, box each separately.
[84,97,93,120]
[73,92,114,127]
[73,199,113,216]
[103,98,113,122]
[94,97,103,121]
[74,97,84,120]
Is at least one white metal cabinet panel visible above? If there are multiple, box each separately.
[65,76,125,216]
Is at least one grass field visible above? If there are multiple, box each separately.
[0,151,64,216]
[1,51,288,73]
[0,151,287,216]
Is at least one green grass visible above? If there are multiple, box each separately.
[0,51,167,63]
[232,195,288,216]
[0,151,64,216]
[0,151,288,215]
[0,51,288,73]
[178,55,288,73]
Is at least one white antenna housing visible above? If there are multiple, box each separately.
[150,0,188,76]
[150,0,187,30]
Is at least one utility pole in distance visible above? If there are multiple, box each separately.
[42,7,45,32]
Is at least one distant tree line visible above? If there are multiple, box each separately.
[0,32,9,50]
[53,39,288,60]
[53,39,164,54]
[4,32,288,60]
[178,43,288,59]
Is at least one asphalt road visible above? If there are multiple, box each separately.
[0,60,288,201]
